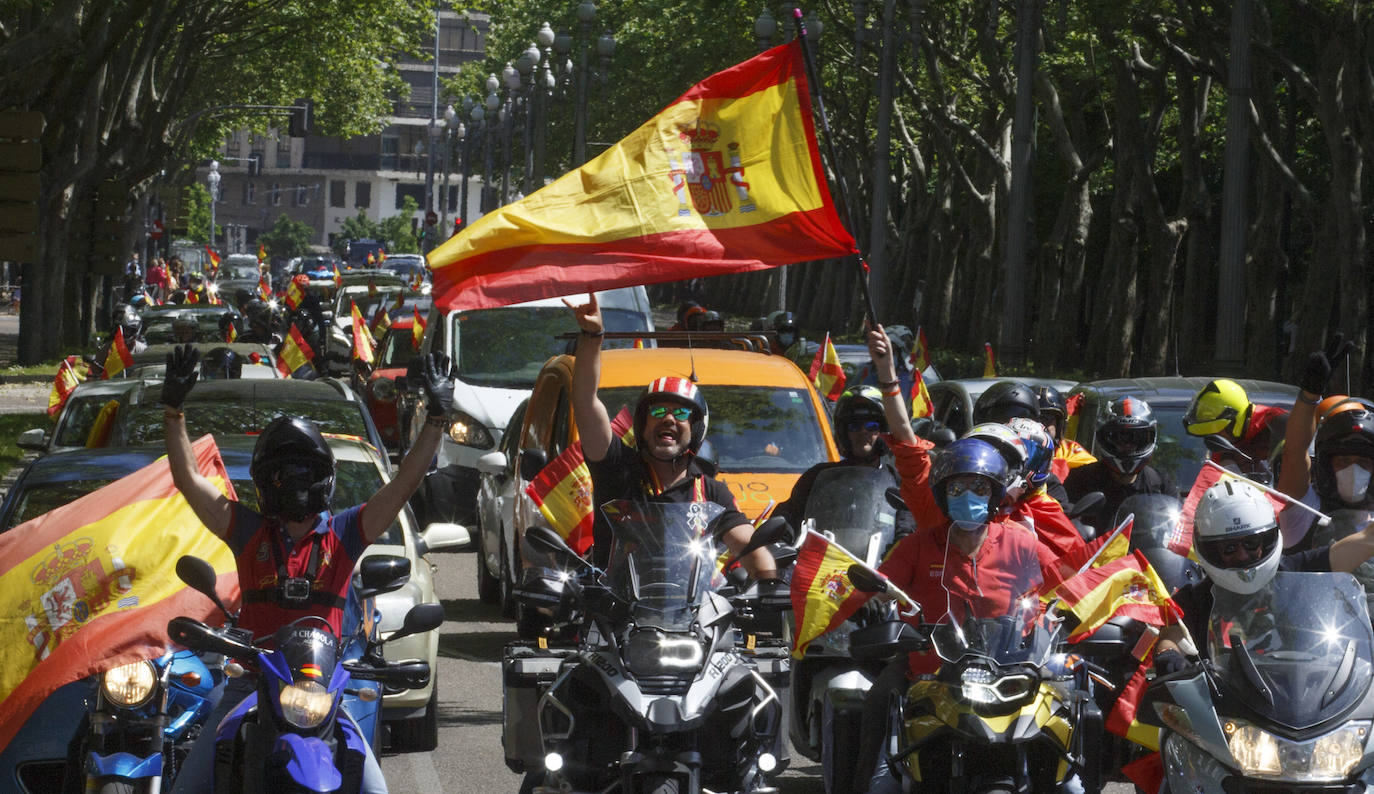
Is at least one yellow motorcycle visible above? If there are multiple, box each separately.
[849,531,1103,794]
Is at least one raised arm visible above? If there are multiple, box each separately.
[865,323,916,445]
[565,292,613,462]
[362,352,452,542]
[162,345,234,537]
[1278,334,1355,499]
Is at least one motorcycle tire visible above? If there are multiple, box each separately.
[390,688,439,752]
[822,706,862,794]
[95,780,137,794]
[476,522,501,605]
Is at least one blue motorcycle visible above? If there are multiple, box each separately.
[166,555,440,793]
[72,649,220,793]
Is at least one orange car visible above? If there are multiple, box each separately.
[474,340,840,618]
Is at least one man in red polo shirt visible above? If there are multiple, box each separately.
[162,343,454,794]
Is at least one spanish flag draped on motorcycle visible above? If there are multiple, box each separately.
[427,39,856,311]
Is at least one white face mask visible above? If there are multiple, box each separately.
[1336,463,1372,504]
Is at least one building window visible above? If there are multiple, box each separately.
[295,184,308,206]
[243,181,256,205]
[330,180,345,208]
[355,182,371,209]
[271,182,281,206]
[276,133,291,166]
[396,183,425,210]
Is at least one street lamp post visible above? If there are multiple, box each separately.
[533,22,556,188]
[463,99,482,225]
[442,104,458,232]
[515,44,540,195]
[572,0,597,166]
[207,160,221,252]
[500,62,521,206]
[483,75,500,212]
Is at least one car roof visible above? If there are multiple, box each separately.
[933,376,1079,398]
[1069,376,1297,406]
[592,347,811,388]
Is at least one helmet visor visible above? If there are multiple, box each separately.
[1101,425,1155,455]
[1197,527,1279,570]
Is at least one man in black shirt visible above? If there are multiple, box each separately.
[565,292,778,578]
[1154,478,1374,672]
[1065,396,1178,533]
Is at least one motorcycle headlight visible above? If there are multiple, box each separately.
[624,630,705,677]
[101,660,158,708]
[1224,719,1369,781]
[279,679,333,729]
[959,665,1034,707]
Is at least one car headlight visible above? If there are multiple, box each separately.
[279,679,334,729]
[1223,719,1369,781]
[447,411,495,449]
[959,665,1035,707]
[624,629,705,677]
[371,377,397,402]
[101,660,158,708]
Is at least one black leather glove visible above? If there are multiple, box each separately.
[422,352,456,418]
[1298,332,1354,396]
[162,343,200,409]
[1153,648,1190,676]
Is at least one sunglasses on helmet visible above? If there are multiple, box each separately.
[648,405,693,421]
[847,420,882,433]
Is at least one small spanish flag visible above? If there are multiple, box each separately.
[789,529,871,658]
[257,244,267,262]
[285,279,306,312]
[350,301,376,366]
[982,342,997,378]
[224,323,238,344]
[525,408,635,553]
[807,332,846,401]
[332,262,343,289]
[257,275,272,302]
[206,246,221,269]
[910,326,930,373]
[275,324,316,379]
[47,356,84,417]
[411,307,426,351]
[372,305,392,338]
[910,369,933,418]
[102,326,134,379]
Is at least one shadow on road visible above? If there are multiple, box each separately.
[438,629,511,663]
[441,596,506,623]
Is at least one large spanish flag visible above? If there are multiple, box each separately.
[525,408,634,554]
[429,40,855,311]
[0,435,238,754]
[790,529,871,659]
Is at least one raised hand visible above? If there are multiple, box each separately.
[423,352,456,418]
[562,292,603,335]
[162,343,200,409]
[1299,332,1355,396]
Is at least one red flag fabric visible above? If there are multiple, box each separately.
[982,342,997,378]
[428,40,855,311]
[1056,550,1180,643]
[0,435,239,754]
[205,246,221,269]
[789,531,871,658]
[1121,751,1165,792]
[1177,462,1289,557]
[525,408,635,553]
[808,332,846,401]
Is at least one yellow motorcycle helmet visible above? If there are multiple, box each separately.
[1184,378,1252,439]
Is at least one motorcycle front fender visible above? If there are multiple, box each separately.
[814,667,876,713]
[273,733,343,793]
[87,748,163,779]
[216,691,257,744]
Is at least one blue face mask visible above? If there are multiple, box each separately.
[946,491,990,528]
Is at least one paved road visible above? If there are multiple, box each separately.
[376,548,1137,793]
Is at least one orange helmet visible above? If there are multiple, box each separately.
[1316,395,1371,426]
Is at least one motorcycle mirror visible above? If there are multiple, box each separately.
[176,556,233,618]
[1067,491,1104,520]
[519,449,549,483]
[884,487,906,513]
[388,602,446,643]
[524,526,592,572]
[847,563,889,594]
[1204,433,1255,464]
[356,555,411,600]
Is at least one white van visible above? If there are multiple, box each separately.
[404,287,654,526]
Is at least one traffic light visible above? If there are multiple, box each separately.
[452,218,464,237]
[288,98,313,138]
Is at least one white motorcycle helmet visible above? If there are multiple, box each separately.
[964,422,1028,503]
[1193,479,1282,595]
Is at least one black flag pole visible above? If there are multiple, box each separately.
[794,8,880,330]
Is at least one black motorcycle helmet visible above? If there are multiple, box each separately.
[200,346,243,380]
[766,310,798,350]
[832,385,887,459]
[1313,408,1374,504]
[250,416,335,522]
[1035,385,1067,439]
[973,381,1041,425]
[687,309,725,332]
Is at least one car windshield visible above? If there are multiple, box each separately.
[598,384,828,474]
[3,461,401,543]
[378,327,419,368]
[123,399,371,445]
[142,312,223,345]
[220,264,259,280]
[455,306,649,389]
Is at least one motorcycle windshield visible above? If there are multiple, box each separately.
[600,499,727,631]
[800,466,898,563]
[1307,509,1374,614]
[930,524,1058,666]
[1209,571,1374,730]
[1113,493,1199,591]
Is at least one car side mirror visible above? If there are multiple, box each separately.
[17,427,46,451]
[519,449,548,482]
[419,522,471,554]
[476,450,507,476]
[356,555,411,599]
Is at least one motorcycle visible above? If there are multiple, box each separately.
[65,649,220,794]
[788,466,903,794]
[1141,570,1374,792]
[1306,508,1374,614]
[165,554,441,793]
[510,501,794,794]
[849,525,1104,794]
